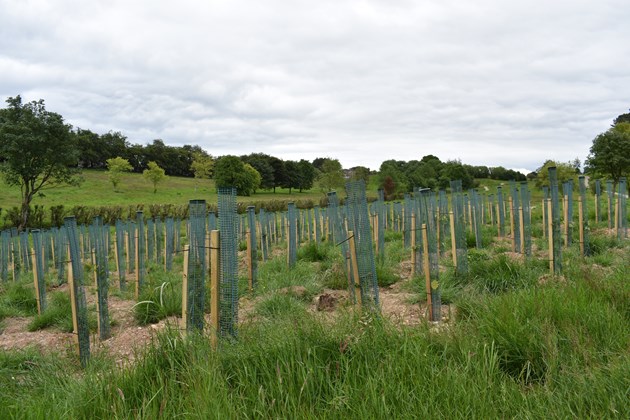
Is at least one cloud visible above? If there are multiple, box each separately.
[1,0,629,172]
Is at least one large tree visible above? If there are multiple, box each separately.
[214,155,261,196]
[0,96,81,229]
[586,122,630,189]
[318,158,344,192]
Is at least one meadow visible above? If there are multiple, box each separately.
[0,176,628,419]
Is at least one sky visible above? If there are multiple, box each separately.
[1,0,629,174]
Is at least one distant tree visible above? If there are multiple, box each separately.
[318,159,344,192]
[106,157,133,190]
[0,95,82,229]
[312,157,328,171]
[268,156,288,193]
[535,160,577,189]
[214,155,260,196]
[190,151,214,180]
[296,159,317,192]
[143,161,166,193]
[586,122,630,188]
[241,153,275,190]
[439,160,475,190]
[378,160,408,194]
[350,166,371,184]
[613,109,630,125]
[383,176,396,199]
[243,163,262,195]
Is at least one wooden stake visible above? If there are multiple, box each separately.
[347,230,362,306]
[578,195,584,257]
[422,224,433,321]
[541,199,546,239]
[135,233,140,300]
[519,206,525,254]
[547,199,554,274]
[181,245,189,332]
[449,211,457,269]
[67,245,79,349]
[410,213,417,276]
[32,250,42,315]
[91,249,102,338]
[210,230,220,349]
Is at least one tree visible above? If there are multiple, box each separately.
[143,161,166,193]
[613,109,630,125]
[378,160,407,194]
[349,166,371,184]
[535,160,577,189]
[106,157,133,190]
[586,122,630,188]
[190,151,214,180]
[214,155,261,196]
[0,95,81,229]
[241,153,275,190]
[318,158,344,191]
[296,159,317,192]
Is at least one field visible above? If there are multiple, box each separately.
[0,180,628,418]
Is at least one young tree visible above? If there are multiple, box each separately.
[318,158,344,192]
[143,161,166,193]
[190,151,214,180]
[106,156,133,190]
[0,95,82,229]
[535,160,577,189]
[586,122,630,188]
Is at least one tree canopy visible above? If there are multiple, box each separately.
[0,95,81,229]
[586,122,630,187]
[106,156,133,190]
[214,155,261,196]
[143,161,166,193]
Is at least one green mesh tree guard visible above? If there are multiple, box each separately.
[155,218,163,264]
[218,188,238,339]
[606,180,614,229]
[404,194,412,248]
[64,216,90,367]
[377,190,385,259]
[11,233,21,279]
[542,187,549,238]
[420,189,441,321]
[136,212,146,292]
[618,178,628,239]
[562,181,573,246]
[412,192,424,276]
[595,179,602,223]
[450,180,468,274]
[174,218,182,252]
[43,231,51,276]
[126,221,136,275]
[186,200,207,332]
[578,176,591,255]
[497,186,505,237]
[345,180,379,309]
[1,230,9,282]
[53,227,66,284]
[115,220,126,290]
[20,231,30,272]
[164,217,175,270]
[509,181,521,253]
[246,206,258,289]
[549,167,562,273]
[147,219,155,263]
[287,203,298,268]
[313,206,321,243]
[520,182,532,256]
[471,189,483,248]
[32,230,47,312]
[92,217,110,340]
[259,209,269,261]
[438,190,449,253]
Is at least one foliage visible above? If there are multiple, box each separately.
[214,155,261,196]
[586,122,630,187]
[0,95,82,229]
[189,151,214,180]
[535,160,577,189]
[349,166,371,184]
[106,157,133,190]
[317,158,344,192]
[241,153,275,190]
[142,161,166,193]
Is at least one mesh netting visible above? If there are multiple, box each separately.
[549,167,562,273]
[471,189,483,248]
[419,189,441,321]
[147,219,155,263]
[186,200,207,332]
[578,176,590,255]
[509,181,521,253]
[92,217,110,340]
[404,194,412,248]
[247,206,258,289]
[218,188,238,339]
[287,203,298,268]
[64,216,90,367]
[20,231,30,273]
[32,230,47,312]
[314,205,321,243]
[562,181,573,246]
[595,179,601,223]
[127,221,136,274]
[606,180,613,229]
[1,230,9,282]
[165,218,175,270]
[450,180,468,274]
[520,182,532,256]
[259,209,269,261]
[542,187,549,238]
[115,220,126,289]
[618,178,628,239]
[136,212,146,293]
[345,180,379,309]
[155,218,163,264]
[497,186,505,237]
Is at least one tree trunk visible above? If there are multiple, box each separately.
[20,200,30,231]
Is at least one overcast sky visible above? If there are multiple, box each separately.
[1,0,629,173]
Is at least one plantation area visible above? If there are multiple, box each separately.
[0,178,628,418]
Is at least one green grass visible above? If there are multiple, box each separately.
[0,278,38,320]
